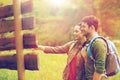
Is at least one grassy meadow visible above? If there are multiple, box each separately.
[0,45,120,80]
[0,50,67,80]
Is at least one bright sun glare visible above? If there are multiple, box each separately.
[50,0,65,7]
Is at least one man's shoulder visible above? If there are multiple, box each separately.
[92,38,106,45]
[91,38,107,49]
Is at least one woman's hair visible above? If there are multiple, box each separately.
[81,15,99,31]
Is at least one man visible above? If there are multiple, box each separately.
[80,15,107,80]
[35,25,86,80]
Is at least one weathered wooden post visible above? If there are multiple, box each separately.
[13,0,25,80]
[0,0,39,79]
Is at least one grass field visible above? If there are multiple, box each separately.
[0,46,120,80]
[0,51,67,80]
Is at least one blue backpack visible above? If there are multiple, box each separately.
[87,36,120,76]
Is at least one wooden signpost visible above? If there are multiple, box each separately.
[0,0,39,80]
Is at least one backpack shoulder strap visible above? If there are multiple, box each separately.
[87,36,108,60]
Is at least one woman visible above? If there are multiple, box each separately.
[35,25,86,80]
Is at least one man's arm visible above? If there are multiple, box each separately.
[92,39,107,80]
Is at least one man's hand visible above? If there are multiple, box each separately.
[93,72,102,80]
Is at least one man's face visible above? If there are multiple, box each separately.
[73,25,83,40]
[80,22,90,37]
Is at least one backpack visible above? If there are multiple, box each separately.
[87,36,120,76]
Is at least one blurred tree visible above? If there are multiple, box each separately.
[99,0,120,38]
[0,0,119,45]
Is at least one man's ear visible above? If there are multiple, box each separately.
[90,25,95,31]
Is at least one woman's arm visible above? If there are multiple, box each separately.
[35,41,75,54]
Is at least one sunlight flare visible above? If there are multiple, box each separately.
[50,0,65,7]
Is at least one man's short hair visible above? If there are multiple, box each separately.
[82,15,99,31]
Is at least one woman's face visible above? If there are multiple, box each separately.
[73,25,83,40]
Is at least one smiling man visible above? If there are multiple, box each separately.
[80,15,108,80]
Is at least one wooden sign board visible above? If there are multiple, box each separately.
[0,17,34,33]
[0,34,38,51]
[0,0,33,18]
[0,53,39,70]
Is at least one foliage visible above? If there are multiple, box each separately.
[1,0,119,44]
[33,0,120,44]
[99,0,120,38]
